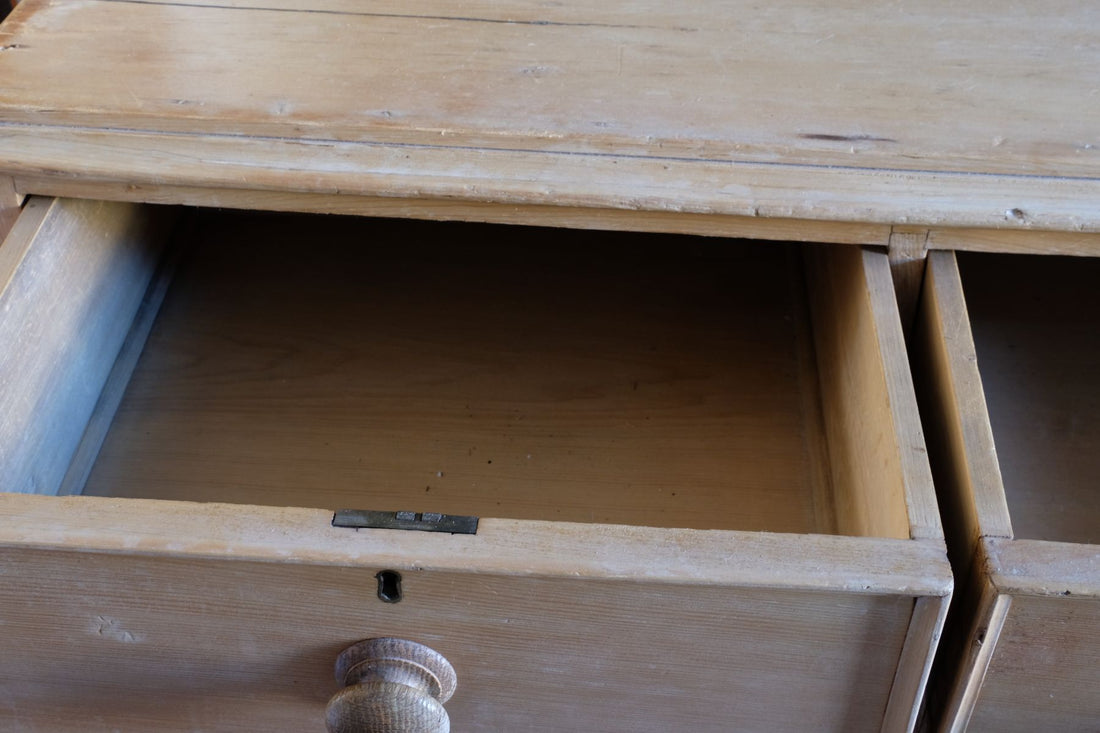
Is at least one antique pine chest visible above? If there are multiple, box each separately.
[0,0,1096,730]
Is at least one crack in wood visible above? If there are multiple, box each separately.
[94,0,688,31]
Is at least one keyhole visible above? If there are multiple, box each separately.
[376,570,402,603]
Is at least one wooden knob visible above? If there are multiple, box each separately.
[326,638,457,733]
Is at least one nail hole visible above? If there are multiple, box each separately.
[376,570,402,603]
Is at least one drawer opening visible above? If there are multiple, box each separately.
[957,252,1099,545]
[1,199,920,540]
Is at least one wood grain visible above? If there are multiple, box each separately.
[967,593,1100,733]
[1,1,1099,234]
[858,248,942,541]
[882,594,950,733]
[327,638,456,733]
[910,249,1012,730]
[912,251,1012,558]
[935,569,1013,733]
[0,175,19,244]
[958,252,1100,545]
[0,197,170,496]
[985,538,1100,600]
[11,176,895,247]
[0,532,934,731]
[887,227,930,338]
[927,227,1100,258]
[790,249,838,536]
[56,232,182,496]
[804,245,940,540]
[0,469,951,733]
[328,682,449,733]
[82,212,827,534]
[931,539,1098,731]
[0,494,954,596]
[14,175,1100,256]
[0,124,1097,236]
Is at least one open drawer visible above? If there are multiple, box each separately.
[916,251,1099,731]
[0,198,950,732]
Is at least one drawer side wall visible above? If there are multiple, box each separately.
[0,198,169,496]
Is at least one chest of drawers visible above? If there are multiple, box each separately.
[0,0,1097,730]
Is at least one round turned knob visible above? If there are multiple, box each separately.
[326,638,457,733]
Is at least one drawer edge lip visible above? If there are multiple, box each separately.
[22,178,1100,256]
[0,494,952,597]
[983,536,1100,600]
[12,176,894,246]
[4,123,1100,236]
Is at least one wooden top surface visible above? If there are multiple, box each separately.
[0,0,1098,233]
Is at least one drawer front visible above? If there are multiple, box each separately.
[0,496,953,732]
[967,594,1100,733]
[0,543,919,732]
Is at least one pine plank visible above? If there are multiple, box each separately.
[0,197,171,496]
[882,594,951,733]
[912,250,1013,569]
[0,494,953,595]
[0,0,1098,235]
[937,570,1013,733]
[0,493,950,730]
[967,592,1100,733]
[0,542,918,732]
[805,245,941,540]
[9,175,895,246]
[0,175,19,243]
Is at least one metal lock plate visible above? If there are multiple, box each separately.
[332,509,479,535]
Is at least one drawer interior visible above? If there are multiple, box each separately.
[87,210,831,534]
[2,200,919,539]
[957,252,1099,545]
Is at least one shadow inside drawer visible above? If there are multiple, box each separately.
[80,210,829,533]
[957,252,1100,545]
